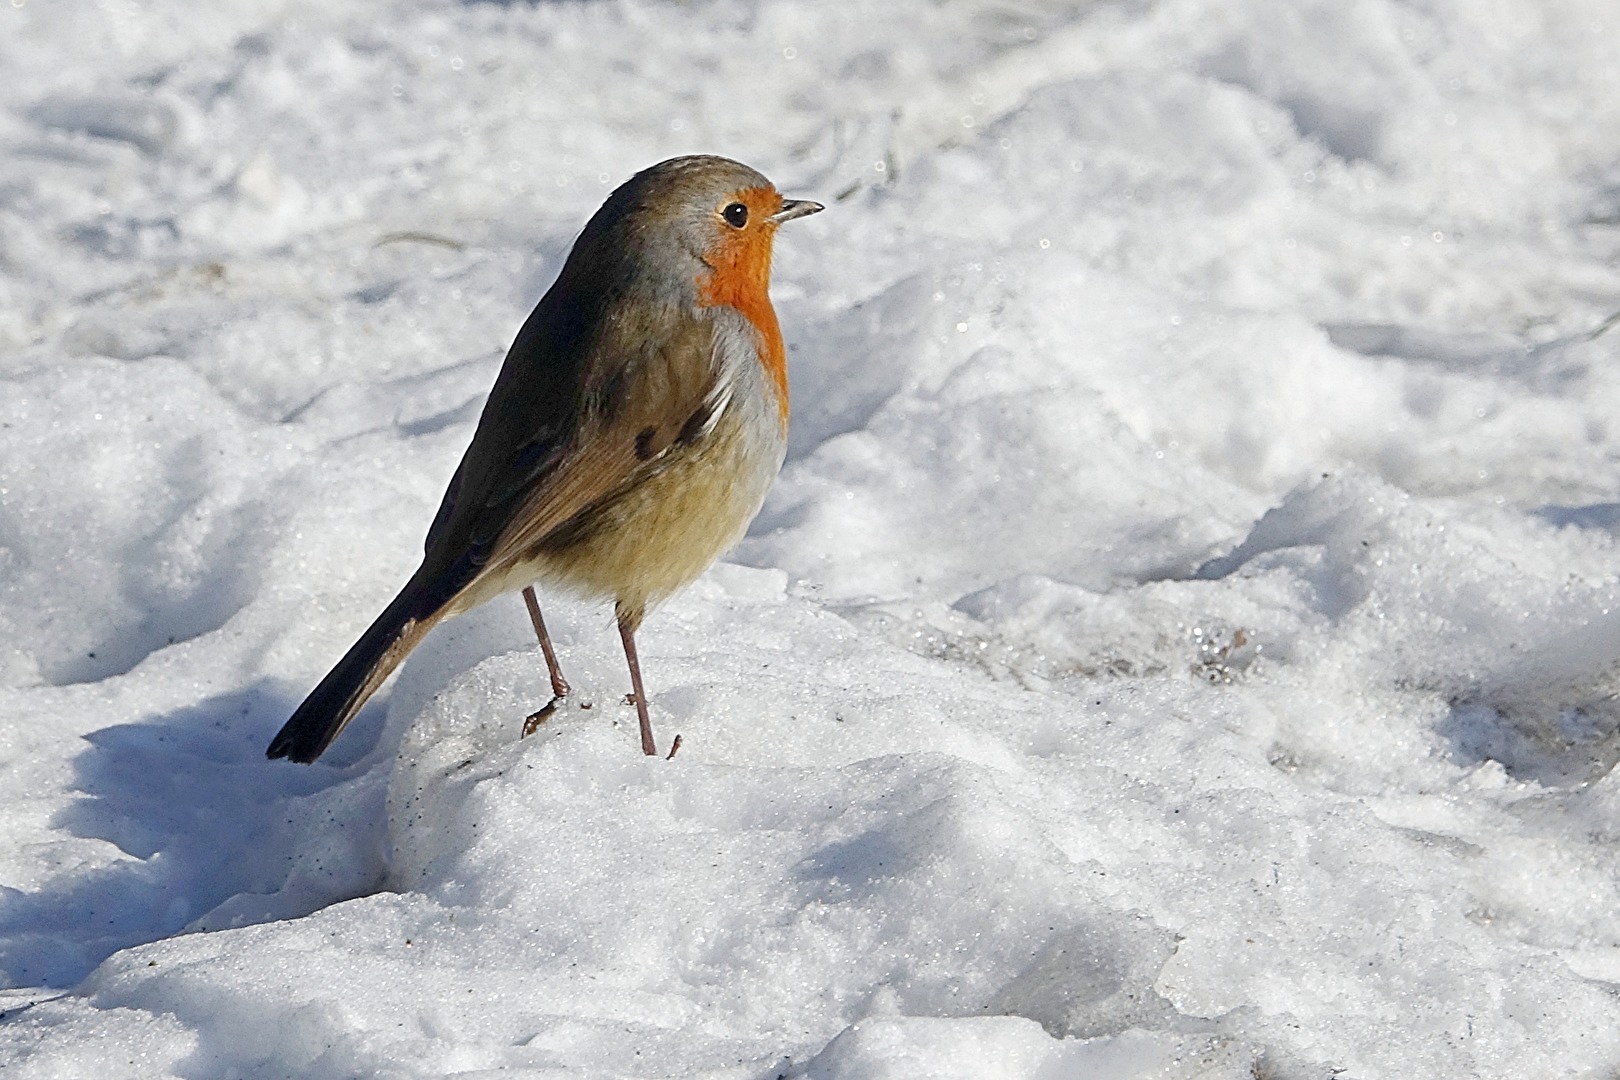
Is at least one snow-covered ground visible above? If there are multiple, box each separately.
[3,0,1620,1076]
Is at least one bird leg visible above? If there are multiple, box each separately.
[521,586,570,736]
[522,586,571,697]
[616,606,659,756]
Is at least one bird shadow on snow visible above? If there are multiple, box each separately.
[0,682,389,990]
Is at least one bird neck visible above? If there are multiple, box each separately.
[696,231,789,428]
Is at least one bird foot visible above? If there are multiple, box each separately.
[522,694,568,737]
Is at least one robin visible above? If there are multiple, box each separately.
[267,155,822,763]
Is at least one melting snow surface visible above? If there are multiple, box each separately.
[3,1,1620,1077]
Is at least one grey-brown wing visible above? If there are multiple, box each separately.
[479,308,724,577]
[422,457,465,557]
[418,261,622,579]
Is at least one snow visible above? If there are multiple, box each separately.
[3,0,1620,1076]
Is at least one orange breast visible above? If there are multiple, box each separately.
[695,186,790,428]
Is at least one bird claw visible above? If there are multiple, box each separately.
[521,695,566,737]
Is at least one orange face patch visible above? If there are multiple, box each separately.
[695,185,790,426]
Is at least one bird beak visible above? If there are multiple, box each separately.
[770,199,824,224]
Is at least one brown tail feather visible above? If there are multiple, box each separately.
[267,575,445,763]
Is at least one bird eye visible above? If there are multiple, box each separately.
[722,202,749,228]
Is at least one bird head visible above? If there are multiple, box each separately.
[578,155,822,311]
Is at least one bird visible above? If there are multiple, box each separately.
[267,155,822,763]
